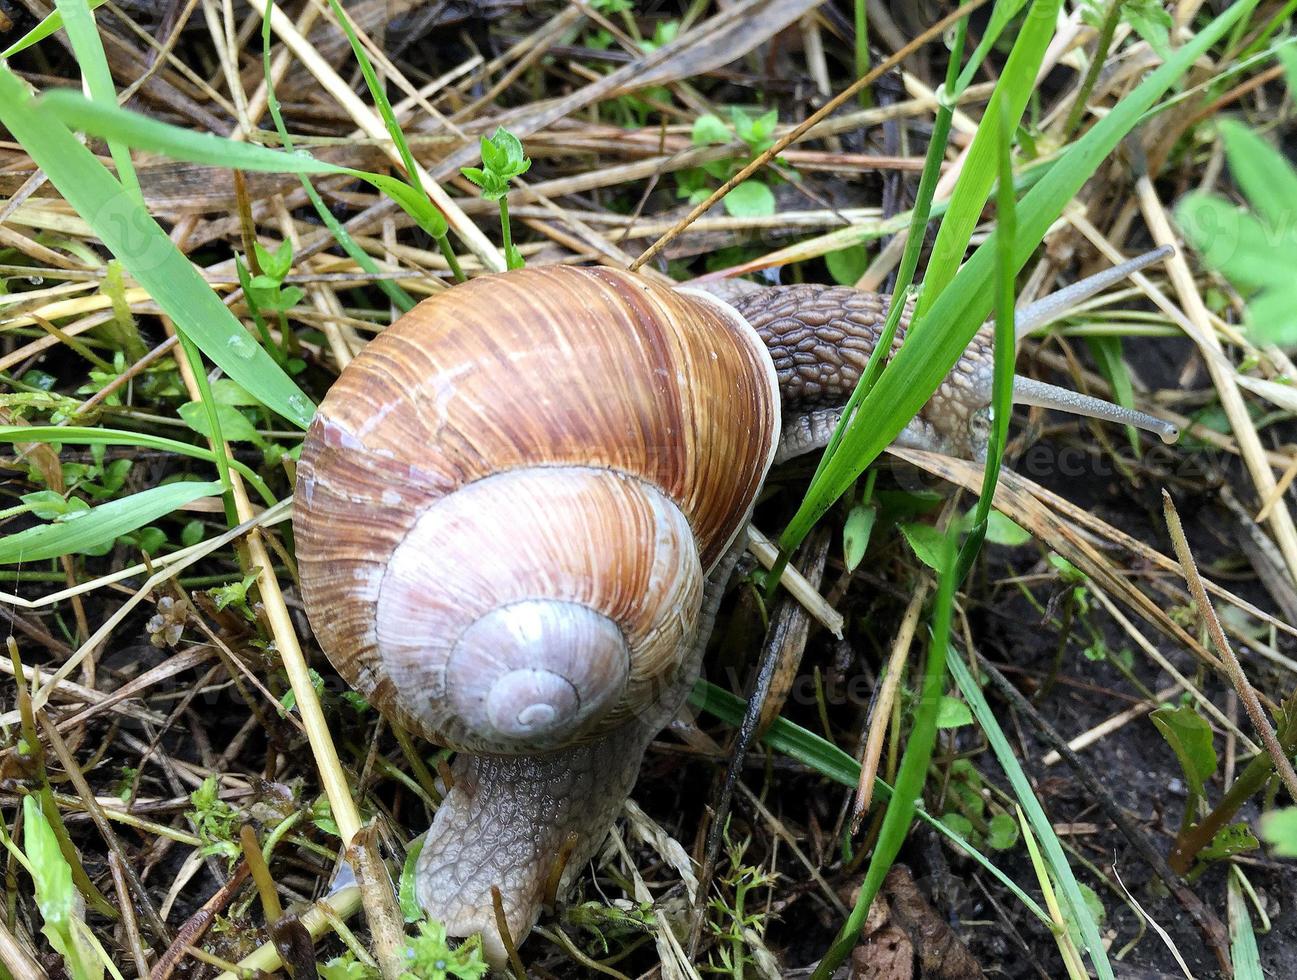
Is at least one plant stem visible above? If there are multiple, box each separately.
[499,198,522,270]
[1063,0,1120,137]
[436,233,467,282]
[854,0,871,108]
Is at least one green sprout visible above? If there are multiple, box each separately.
[461,127,531,270]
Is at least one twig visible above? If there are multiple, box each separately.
[1162,491,1297,803]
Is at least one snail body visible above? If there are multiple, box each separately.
[293,255,1176,963]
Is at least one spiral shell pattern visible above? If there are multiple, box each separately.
[294,266,779,751]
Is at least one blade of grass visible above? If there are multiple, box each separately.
[913,0,1060,323]
[689,680,1050,926]
[810,529,957,979]
[0,0,107,58]
[1017,805,1089,979]
[54,0,141,204]
[954,91,1017,584]
[32,3,239,505]
[318,0,465,282]
[1229,869,1263,980]
[778,0,1261,557]
[779,0,1057,582]
[0,426,276,507]
[949,648,1114,978]
[0,481,223,563]
[762,3,973,595]
[39,89,455,251]
[257,13,414,313]
[0,69,314,430]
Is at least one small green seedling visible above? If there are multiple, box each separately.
[402,918,490,979]
[461,127,531,270]
[189,775,241,865]
[682,107,791,218]
[7,796,110,980]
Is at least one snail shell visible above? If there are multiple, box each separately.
[294,266,780,754]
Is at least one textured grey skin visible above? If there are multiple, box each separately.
[729,283,995,461]
[417,545,745,965]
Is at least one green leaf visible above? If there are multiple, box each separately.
[722,180,775,218]
[1064,882,1106,948]
[692,113,732,146]
[404,918,489,979]
[399,836,426,922]
[320,954,379,980]
[1243,289,1297,347]
[22,490,81,520]
[1124,0,1173,58]
[1217,120,1297,235]
[983,511,1031,547]
[1200,822,1260,862]
[1177,192,1297,290]
[941,811,974,841]
[23,797,75,929]
[935,695,974,729]
[899,522,947,570]
[826,245,868,286]
[1150,704,1218,800]
[1259,806,1297,857]
[0,481,223,563]
[843,502,877,571]
[179,402,264,445]
[986,811,1020,850]
[0,75,314,429]
[211,379,258,406]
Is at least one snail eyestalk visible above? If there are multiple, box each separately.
[1015,244,1175,340]
[1012,376,1179,444]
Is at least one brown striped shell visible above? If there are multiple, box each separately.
[293,266,780,754]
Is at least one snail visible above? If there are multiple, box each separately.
[292,249,1176,964]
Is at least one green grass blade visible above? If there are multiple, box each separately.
[0,69,314,430]
[689,680,1050,925]
[949,648,1114,979]
[779,0,1260,555]
[54,0,141,204]
[690,680,861,787]
[1086,336,1140,453]
[954,0,1032,92]
[955,92,1017,583]
[0,426,277,507]
[257,15,415,313]
[0,481,223,563]
[39,90,450,244]
[810,533,957,979]
[322,0,423,198]
[914,0,1060,323]
[1229,869,1263,980]
[0,0,107,58]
